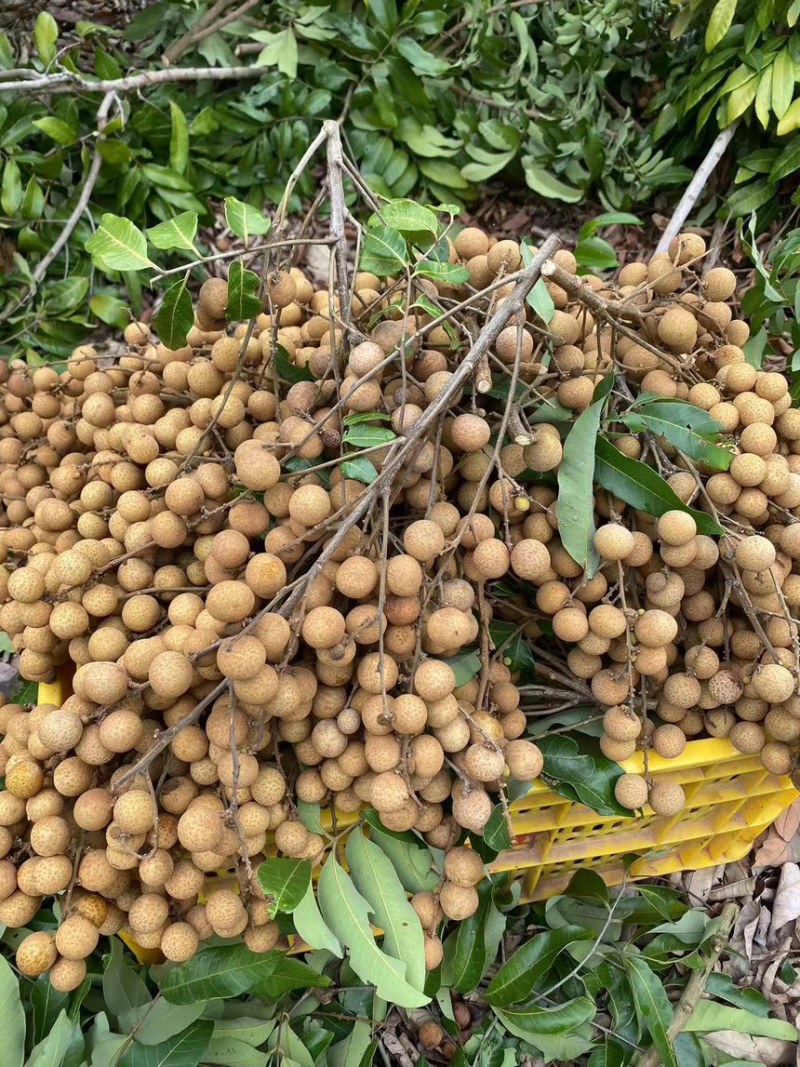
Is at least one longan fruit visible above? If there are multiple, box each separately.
[55,914,100,959]
[16,931,57,976]
[504,739,543,780]
[651,724,686,760]
[648,781,685,816]
[439,881,479,921]
[50,957,87,993]
[614,773,648,810]
[603,706,641,743]
[594,524,634,561]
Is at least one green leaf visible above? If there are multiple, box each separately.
[275,345,314,383]
[705,0,737,51]
[489,621,534,676]
[395,37,449,75]
[771,48,795,119]
[346,827,426,993]
[228,262,261,321]
[341,457,379,485]
[441,649,481,687]
[119,1020,213,1067]
[450,884,494,993]
[42,277,89,315]
[252,955,331,999]
[624,955,677,1067]
[493,997,595,1056]
[328,1019,374,1067]
[380,199,439,238]
[487,926,594,1007]
[91,294,130,329]
[31,974,68,1046]
[86,214,154,272]
[705,973,770,1016]
[1,159,22,216]
[343,425,396,448]
[360,226,408,276]
[224,197,271,240]
[161,946,284,1004]
[770,135,800,183]
[123,1000,207,1047]
[0,957,25,1067]
[146,213,199,255]
[622,402,733,470]
[362,810,440,894]
[257,858,312,918]
[154,275,193,351]
[415,261,470,285]
[34,11,58,64]
[481,806,512,852]
[316,853,428,1007]
[523,161,582,203]
[209,1018,276,1048]
[292,882,343,957]
[102,940,151,1022]
[594,438,723,535]
[528,279,556,325]
[201,1039,268,1067]
[537,734,630,817]
[168,101,189,176]
[683,1001,798,1039]
[557,384,610,577]
[26,1010,80,1067]
[20,176,44,221]
[32,117,77,145]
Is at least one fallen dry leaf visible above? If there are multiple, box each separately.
[769,864,800,941]
[703,1031,796,1065]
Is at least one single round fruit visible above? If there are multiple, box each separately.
[614,773,649,810]
[648,781,685,816]
[439,881,479,921]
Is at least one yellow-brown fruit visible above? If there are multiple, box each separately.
[439,881,479,920]
[504,739,544,780]
[302,606,346,650]
[418,1021,445,1051]
[648,781,685,816]
[50,957,86,993]
[424,935,444,971]
[603,706,641,742]
[74,661,128,705]
[760,741,792,776]
[206,889,247,936]
[274,820,310,857]
[729,721,765,754]
[6,759,44,799]
[161,922,199,962]
[614,773,649,810]
[55,914,100,959]
[371,771,409,814]
[657,511,696,546]
[635,610,678,648]
[703,267,736,302]
[594,524,634,561]
[443,846,483,888]
[128,893,170,934]
[651,724,687,760]
[16,931,57,976]
[657,308,697,352]
[113,790,155,835]
[472,538,510,579]
[451,413,491,453]
[463,743,505,783]
[510,538,550,581]
[452,788,492,833]
[752,663,795,703]
[411,891,444,930]
[735,535,776,572]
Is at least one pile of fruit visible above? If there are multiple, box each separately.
[0,222,797,990]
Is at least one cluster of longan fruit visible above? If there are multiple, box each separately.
[0,223,796,987]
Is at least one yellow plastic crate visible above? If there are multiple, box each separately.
[36,680,799,906]
[496,739,798,900]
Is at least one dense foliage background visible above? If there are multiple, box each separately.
[0,0,798,357]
